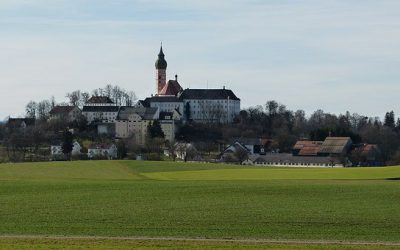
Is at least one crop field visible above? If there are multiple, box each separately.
[0,161,399,249]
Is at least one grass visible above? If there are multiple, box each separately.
[0,238,399,250]
[0,161,400,248]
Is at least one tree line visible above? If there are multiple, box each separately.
[24,84,137,120]
[178,100,400,164]
[1,95,400,164]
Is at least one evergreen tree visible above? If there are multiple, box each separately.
[116,140,127,159]
[62,130,74,156]
[396,118,400,130]
[384,111,395,128]
[147,120,165,139]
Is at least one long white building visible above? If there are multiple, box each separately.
[179,88,240,123]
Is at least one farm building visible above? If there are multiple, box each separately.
[243,153,346,168]
[351,143,382,166]
[318,137,352,156]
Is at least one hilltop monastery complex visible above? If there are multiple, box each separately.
[78,46,241,145]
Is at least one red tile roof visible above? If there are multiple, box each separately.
[293,141,323,156]
[159,80,182,96]
[293,140,322,149]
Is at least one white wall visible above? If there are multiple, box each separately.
[184,99,240,123]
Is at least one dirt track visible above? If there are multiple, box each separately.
[1,235,400,247]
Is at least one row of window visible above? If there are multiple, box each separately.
[188,100,235,104]
[255,162,336,166]
[118,120,144,123]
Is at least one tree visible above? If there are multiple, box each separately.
[265,100,278,116]
[66,90,82,107]
[62,130,74,159]
[388,149,400,165]
[396,118,400,131]
[25,101,37,119]
[293,109,307,136]
[50,96,56,109]
[112,85,123,105]
[384,111,395,128]
[116,140,127,159]
[4,129,33,162]
[147,120,165,139]
[166,141,177,161]
[238,110,248,124]
[104,84,113,98]
[81,92,90,104]
[125,91,137,106]
[185,145,199,162]
[145,137,164,160]
[378,126,400,163]
[234,146,249,164]
[37,100,52,121]
[0,124,5,142]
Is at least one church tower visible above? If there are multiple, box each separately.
[155,45,167,95]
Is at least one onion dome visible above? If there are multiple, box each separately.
[155,45,167,69]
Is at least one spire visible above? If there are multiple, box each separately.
[158,42,164,56]
[155,43,167,69]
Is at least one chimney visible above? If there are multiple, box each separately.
[175,74,178,81]
[223,85,225,89]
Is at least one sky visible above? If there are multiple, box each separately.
[1,0,400,120]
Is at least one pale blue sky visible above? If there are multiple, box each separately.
[1,0,400,119]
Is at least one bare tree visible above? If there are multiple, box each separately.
[25,101,37,119]
[50,96,56,109]
[66,90,81,107]
[104,84,113,98]
[81,92,90,104]
[37,100,52,121]
[124,91,137,106]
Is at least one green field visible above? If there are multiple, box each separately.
[1,161,400,249]
[1,237,399,250]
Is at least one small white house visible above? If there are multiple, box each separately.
[50,141,82,159]
[51,141,81,155]
[50,145,63,156]
[87,144,117,159]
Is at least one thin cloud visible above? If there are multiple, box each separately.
[1,1,400,119]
